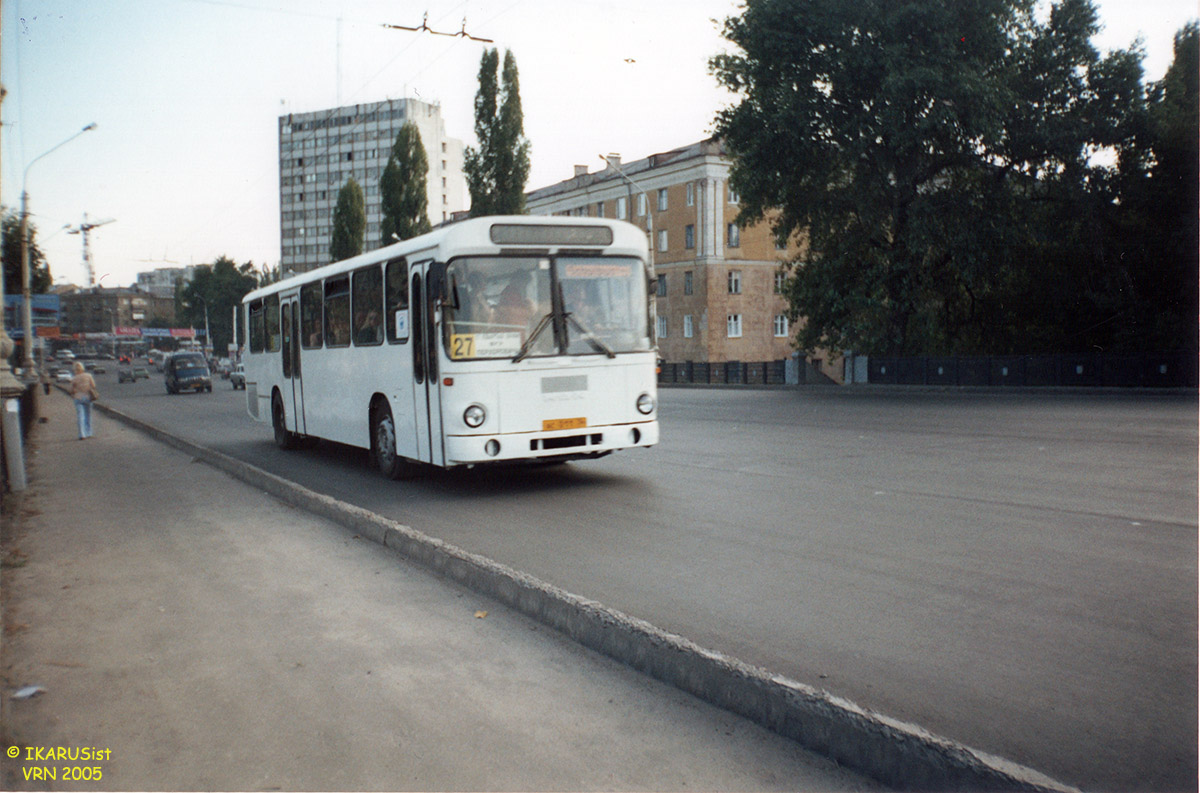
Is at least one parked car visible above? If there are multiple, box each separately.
[163,352,212,394]
[118,367,150,383]
[229,364,246,390]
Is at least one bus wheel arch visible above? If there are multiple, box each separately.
[271,389,298,450]
[370,395,419,479]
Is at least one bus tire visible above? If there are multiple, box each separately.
[371,402,418,480]
[272,392,298,450]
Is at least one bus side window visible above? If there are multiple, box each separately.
[300,282,323,349]
[324,276,351,348]
[265,294,281,352]
[352,265,384,346]
[249,300,264,353]
[386,258,409,343]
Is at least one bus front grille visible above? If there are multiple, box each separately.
[531,433,603,451]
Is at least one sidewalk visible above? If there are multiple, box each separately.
[0,390,878,791]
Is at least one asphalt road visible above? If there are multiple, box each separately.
[98,370,1198,791]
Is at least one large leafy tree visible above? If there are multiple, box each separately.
[2,211,51,295]
[379,122,431,244]
[465,48,531,216]
[177,256,259,354]
[712,0,1152,356]
[330,176,366,262]
[1112,23,1200,352]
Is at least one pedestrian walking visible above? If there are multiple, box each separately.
[69,362,99,439]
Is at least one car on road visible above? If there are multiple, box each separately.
[163,352,212,394]
[229,363,246,390]
[118,367,150,383]
[55,370,74,383]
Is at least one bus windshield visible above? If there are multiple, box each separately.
[444,255,651,361]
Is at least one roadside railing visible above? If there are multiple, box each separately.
[658,360,788,386]
[856,351,1197,388]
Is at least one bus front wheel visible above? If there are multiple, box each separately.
[371,403,418,480]
[272,393,298,450]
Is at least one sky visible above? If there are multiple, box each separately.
[3,0,1196,290]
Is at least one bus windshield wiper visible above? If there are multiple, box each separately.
[512,312,554,363]
[565,312,615,358]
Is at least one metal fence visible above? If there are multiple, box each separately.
[658,360,789,386]
[862,351,1197,388]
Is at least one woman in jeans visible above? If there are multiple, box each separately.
[68,361,99,439]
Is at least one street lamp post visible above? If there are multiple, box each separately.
[191,296,211,358]
[103,307,116,357]
[20,123,97,371]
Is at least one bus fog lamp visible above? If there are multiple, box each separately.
[464,404,486,428]
[485,439,501,457]
[636,392,655,415]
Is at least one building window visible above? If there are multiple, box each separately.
[637,194,647,216]
[727,314,742,338]
[727,223,740,247]
[657,188,668,212]
[656,315,668,338]
[729,185,740,204]
[683,314,694,338]
[684,270,693,295]
[657,229,668,252]
[686,182,695,206]
[728,270,742,294]
[656,275,667,297]
[774,315,789,337]
[685,224,695,250]
[775,271,786,294]
[616,196,627,220]
[596,201,605,218]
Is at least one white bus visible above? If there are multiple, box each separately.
[241,216,659,477]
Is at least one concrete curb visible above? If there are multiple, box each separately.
[86,394,1078,793]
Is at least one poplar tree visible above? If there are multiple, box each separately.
[379,122,431,244]
[465,48,531,216]
[330,177,366,261]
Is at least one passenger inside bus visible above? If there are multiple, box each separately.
[326,310,350,347]
[463,272,493,329]
[493,272,536,332]
[564,280,601,329]
[356,311,383,344]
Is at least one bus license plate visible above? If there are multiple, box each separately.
[543,417,586,432]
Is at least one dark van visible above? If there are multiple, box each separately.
[164,352,213,394]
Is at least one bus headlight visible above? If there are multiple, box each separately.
[464,404,487,428]
[636,392,655,415]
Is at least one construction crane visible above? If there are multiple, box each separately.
[66,213,116,287]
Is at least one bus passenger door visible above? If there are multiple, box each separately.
[281,295,306,435]
[410,263,444,466]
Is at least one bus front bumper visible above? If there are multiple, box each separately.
[444,420,658,466]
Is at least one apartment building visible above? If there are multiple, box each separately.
[279,98,466,273]
[58,287,175,336]
[526,137,807,370]
[136,265,199,299]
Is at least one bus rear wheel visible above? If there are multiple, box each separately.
[371,402,418,480]
[272,393,297,450]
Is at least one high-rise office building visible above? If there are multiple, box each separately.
[278,98,466,273]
